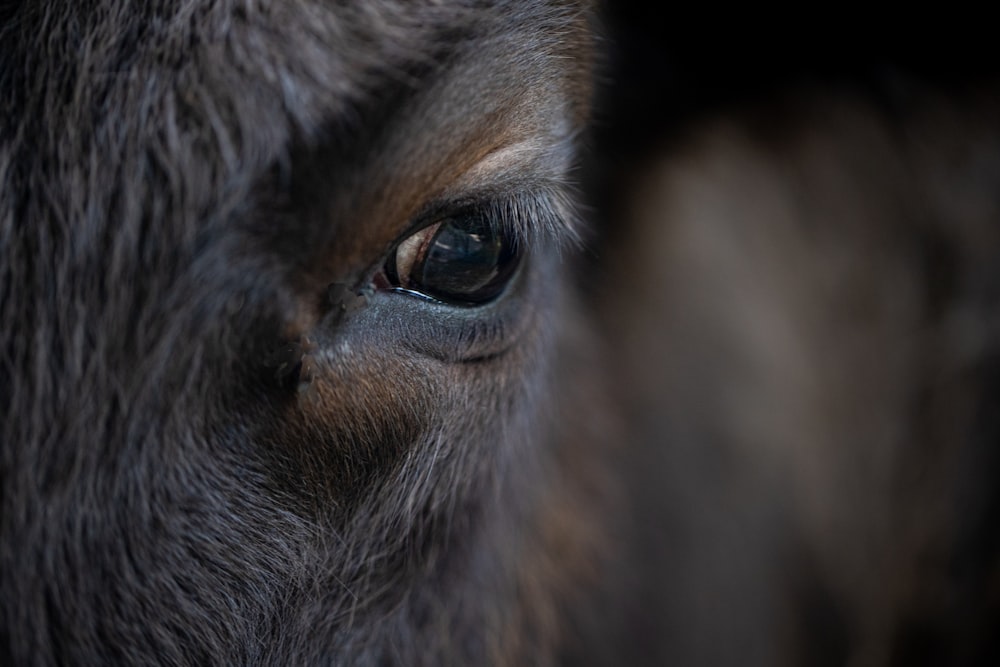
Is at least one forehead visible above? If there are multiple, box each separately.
[3,0,592,231]
[271,0,592,270]
[196,1,589,177]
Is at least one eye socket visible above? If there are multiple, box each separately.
[383,212,521,305]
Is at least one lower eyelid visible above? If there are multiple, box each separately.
[343,252,536,363]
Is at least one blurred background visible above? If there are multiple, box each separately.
[581,8,1000,666]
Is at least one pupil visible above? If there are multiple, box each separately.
[417,214,517,304]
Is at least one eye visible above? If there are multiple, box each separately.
[383,212,521,305]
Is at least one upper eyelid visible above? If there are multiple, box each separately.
[393,181,579,252]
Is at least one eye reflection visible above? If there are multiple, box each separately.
[384,212,520,305]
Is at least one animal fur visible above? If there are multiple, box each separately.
[3,1,999,665]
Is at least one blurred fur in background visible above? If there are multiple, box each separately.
[591,11,1000,665]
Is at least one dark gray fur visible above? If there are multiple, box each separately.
[1,1,608,664]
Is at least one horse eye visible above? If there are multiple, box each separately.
[384,213,520,305]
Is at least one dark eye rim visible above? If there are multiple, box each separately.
[376,206,523,307]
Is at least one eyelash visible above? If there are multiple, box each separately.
[395,186,579,257]
[371,188,576,307]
